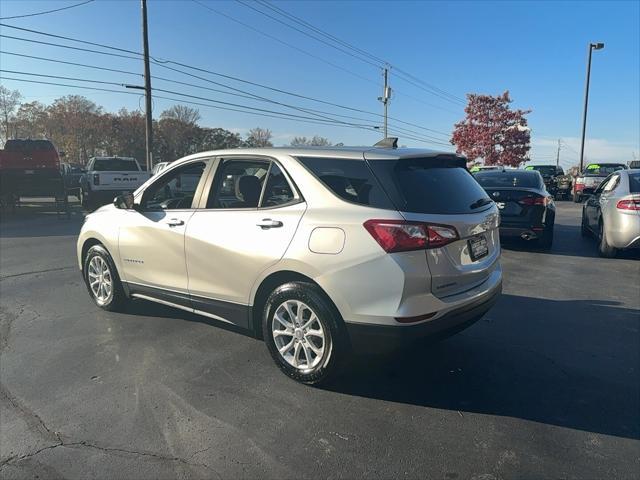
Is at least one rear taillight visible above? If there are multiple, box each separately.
[93,173,100,185]
[617,199,640,210]
[363,220,458,253]
[519,196,550,206]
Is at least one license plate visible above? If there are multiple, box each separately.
[24,170,34,174]
[469,235,489,261]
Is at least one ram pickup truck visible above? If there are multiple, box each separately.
[0,139,65,205]
[573,163,627,203]
[80,156,150,210]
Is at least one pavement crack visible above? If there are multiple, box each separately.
[0,266,76,281]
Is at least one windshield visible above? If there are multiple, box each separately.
[584,164,626,176]
[93,159,139,171]
[368,159,491,214]
[474,171,542,189]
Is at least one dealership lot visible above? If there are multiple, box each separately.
[0,201,638,479]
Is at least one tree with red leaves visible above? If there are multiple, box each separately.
[451,91,531,167]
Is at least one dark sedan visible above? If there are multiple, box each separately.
[474,170,555,249]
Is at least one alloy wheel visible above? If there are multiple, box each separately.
[87,255,113,305]
[271,300,326,370]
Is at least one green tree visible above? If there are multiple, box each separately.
[289,135,332,147]
[245,127,273,147]
[0,85,22,145]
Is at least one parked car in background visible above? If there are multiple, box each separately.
[573,163,627,203]
[61,162,85,198]
[77,145,502,384]
[581,169,640,257]
[474,169,555,248]
[0,139,65,205]
[524,165,564,197]
[79,156,151,210]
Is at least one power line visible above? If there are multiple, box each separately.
[248,0,465,106]
[0,27,452,137]
[0,0,94,20]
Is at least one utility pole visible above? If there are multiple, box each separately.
[579,42,604,172]
[141,0,153,171]
[378,67,391,138]
[556,139,561,167]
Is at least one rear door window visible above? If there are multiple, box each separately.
[297,157,394,209]
[628,173,640,193]
[368,159,491,214]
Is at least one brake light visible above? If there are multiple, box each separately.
[519,196,549,206]
[363,220,458,253]
[93,173,100,185]
[617,199,640,210]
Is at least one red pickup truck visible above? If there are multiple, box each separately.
[0,139,66,205]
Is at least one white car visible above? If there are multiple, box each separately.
[77,145,502,384]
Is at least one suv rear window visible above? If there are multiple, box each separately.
[474,171,542,189]
[92,159,139,171]
[629,173,640,193]
[368,159,491,214]
[297,157,394,209]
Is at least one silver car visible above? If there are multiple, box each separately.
[582,169,640,257]
[77,145,502,384]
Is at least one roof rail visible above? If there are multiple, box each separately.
[373,137,398,149]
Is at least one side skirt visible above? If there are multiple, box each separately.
[124,282,253,331]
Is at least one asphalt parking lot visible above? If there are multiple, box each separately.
[1,200,638,479]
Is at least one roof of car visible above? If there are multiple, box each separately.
[179,146,460,162]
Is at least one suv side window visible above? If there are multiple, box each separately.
[260,162,297,208]
[297,157,394,209]
[142,161,207,210]
[207,159,270,209]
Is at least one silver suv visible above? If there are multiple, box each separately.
[77,145,502,384]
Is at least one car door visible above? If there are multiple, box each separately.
[118,159,211,300]
[184,156,306,328]
[586,174,617,228]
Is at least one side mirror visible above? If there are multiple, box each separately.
[114,192,135,210]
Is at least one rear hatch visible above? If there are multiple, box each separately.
[481,188,547,226]
[366,153,500,298]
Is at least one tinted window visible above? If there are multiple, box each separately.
[261,163,296,207]
[4,139,55,151]
[207,159,269,209]
[143,161,206,210]
[368,159,491,214]
[475,171,542,189]
[629,173,640,193]
[93,158,139,171]
[298,157,394,209]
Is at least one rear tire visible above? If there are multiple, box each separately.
[581,211,590,237]
[573,192,582,203]
[262,281,349,385]
[83,244,127,311]
[598,222,617,258]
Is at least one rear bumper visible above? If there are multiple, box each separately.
[345,279,501,353]
[0,169,64,197]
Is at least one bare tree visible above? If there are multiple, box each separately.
[160,105,201,125]
[245,127,273,147]
[0,86,22,145]
[289,135,332,147]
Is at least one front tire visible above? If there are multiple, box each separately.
[83,244,126,311]
[581,211,590,237]
[573,192,582,203]
[262,282,349,385]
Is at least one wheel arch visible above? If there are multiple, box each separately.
[250,270,343,339]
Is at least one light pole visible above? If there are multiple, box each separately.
[578,42,604,172]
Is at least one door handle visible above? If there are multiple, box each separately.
[166,218,184,227]
[256,218,283,229]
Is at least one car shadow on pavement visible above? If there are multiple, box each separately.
[326,293,640,440]
[501,223,640,260]
[0,204,84,238]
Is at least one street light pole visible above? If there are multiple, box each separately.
[141,0,153,171]
[578,42,604,172]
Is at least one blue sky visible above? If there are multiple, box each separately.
[0,0,638,168]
